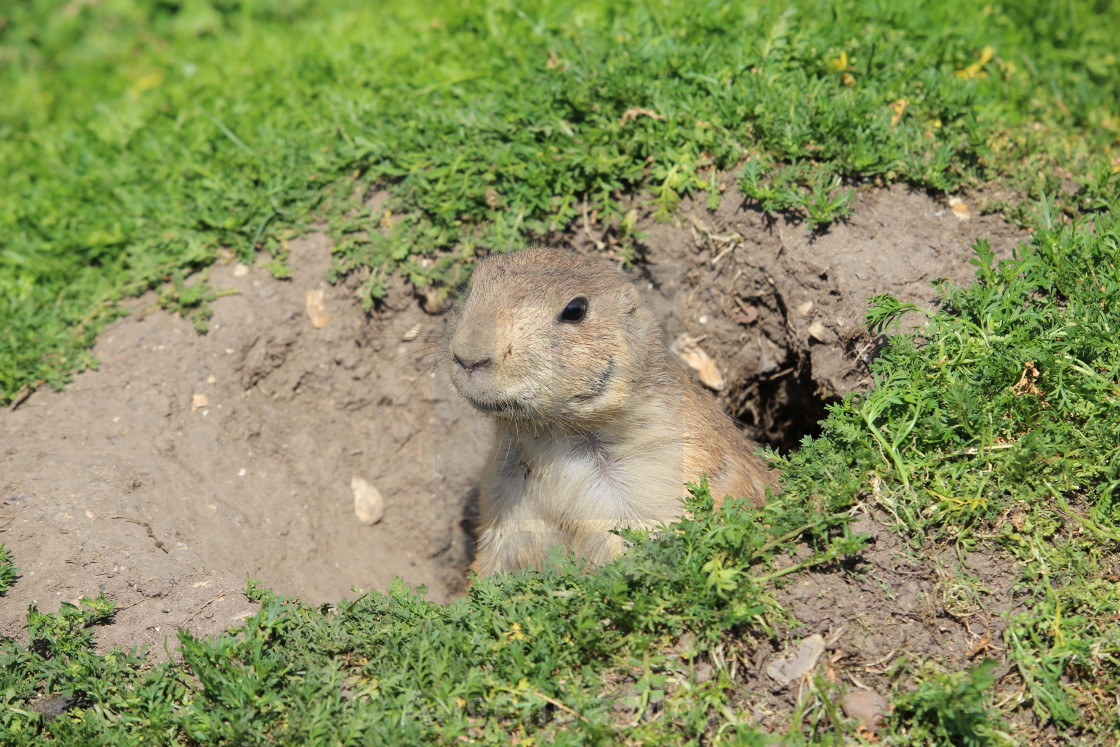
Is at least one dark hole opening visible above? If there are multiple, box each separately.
[729,349,833,455]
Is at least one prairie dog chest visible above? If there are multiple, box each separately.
[485,429,686,530]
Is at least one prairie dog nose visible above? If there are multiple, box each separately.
[454,353,492,374]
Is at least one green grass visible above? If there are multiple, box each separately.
[778,203,1120,734]
[0,545,16,596]
[887,660,1011,746]
[3,0,1120,743]
[0,486,861,744]
[3,0,1119,401]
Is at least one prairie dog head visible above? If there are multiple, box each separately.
[448,248,659,428]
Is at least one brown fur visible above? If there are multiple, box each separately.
[448,247,776,574]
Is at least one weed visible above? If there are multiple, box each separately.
[0,544,16,596]
[156,268,240,333]
[885,660,1013,746]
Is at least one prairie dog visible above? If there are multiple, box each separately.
[448,247,775,574]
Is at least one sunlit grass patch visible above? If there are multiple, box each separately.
[3,0,1119,400]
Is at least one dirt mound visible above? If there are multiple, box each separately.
[571,182,1025,448]
[1,233,487,654]
[0,184,1026,657]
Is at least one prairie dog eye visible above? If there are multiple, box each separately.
[559,296,588,323]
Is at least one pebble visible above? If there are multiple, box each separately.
[351,477,384,525]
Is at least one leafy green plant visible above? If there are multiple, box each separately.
[886,660,1012,746]
[25,593,117,662]
[1,594,171,742]
[0,544,16,595]
[777,200,1120,737]
[156,268,239,333]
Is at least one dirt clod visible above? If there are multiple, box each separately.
[305,288,331,329]
[840,689,888,731]
[765,634,826,687]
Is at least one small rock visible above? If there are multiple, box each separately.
[765,633,826,686]
[352,477,384,525]
[190,393,209,411]
[948,196,972,221]
[306,289,331,329]
[673,631,697,657]
[798,300,814,316]
[694,660,714,683]
[840,689,888,732]
[233,263,250,277]
[807,320,828,342]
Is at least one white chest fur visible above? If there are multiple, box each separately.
[475,426,688,572]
